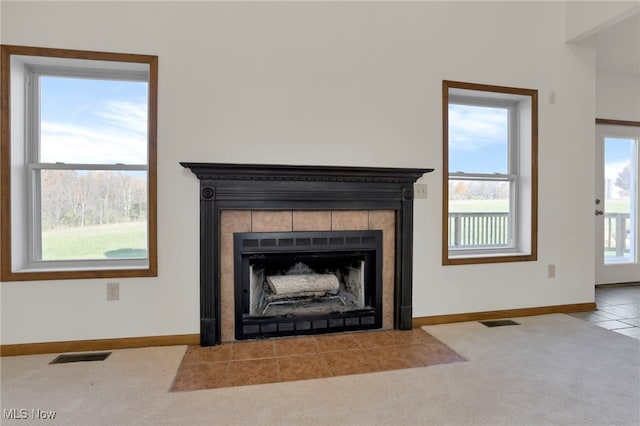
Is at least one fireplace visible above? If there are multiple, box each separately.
[234,230,382,339]
[181,163,432,346]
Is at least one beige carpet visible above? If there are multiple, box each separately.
[1,314,639,425]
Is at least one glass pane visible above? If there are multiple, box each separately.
[604,137,637,264]
[39,169,148,260]
[39,76,148,164]
[448,180,510,248]
[449,104,509,174]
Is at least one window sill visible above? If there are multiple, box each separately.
[444,252,536,266]
[1,267,157,282]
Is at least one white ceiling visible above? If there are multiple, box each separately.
[595,11,640,75]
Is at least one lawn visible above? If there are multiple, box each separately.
[449,199,509,212]
[604,199,632,214]
[42,221,147,260]
[451,198,632,214]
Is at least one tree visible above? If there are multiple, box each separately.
[615,164,631,196]
[41,170,66,230]
[455,181,468,198]
[40,170,147,229]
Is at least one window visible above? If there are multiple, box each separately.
[443,80,537,265]
[1,45,158,280]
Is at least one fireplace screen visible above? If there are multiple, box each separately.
[234,230,382,340]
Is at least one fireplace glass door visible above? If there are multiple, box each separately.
[234,231,382,340]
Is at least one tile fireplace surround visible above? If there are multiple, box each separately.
[222,209,393,341]
[181,163,433,346]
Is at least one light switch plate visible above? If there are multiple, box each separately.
[414,184,427,199]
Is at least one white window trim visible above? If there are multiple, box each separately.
[448,95,520,256]
[10,53,151,273]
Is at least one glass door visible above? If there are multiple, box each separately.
[595,124,640,284]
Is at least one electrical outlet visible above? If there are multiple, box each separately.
[107,282,119,301]
[414,184,427,199]
[547,264,556,278]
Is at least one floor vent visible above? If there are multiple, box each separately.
[480,319,520,328]
[49,352,111,364]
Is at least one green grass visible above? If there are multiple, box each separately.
[450,198,633,214]
[42,221,147,260]
[604,199,632,214]
[449,199,509,213]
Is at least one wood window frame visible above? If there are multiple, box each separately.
[0,45,158,281]
[442,80,538,265]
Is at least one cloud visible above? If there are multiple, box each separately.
[99,101,148,136]
[449,104,508,152]
[40,101,147,165]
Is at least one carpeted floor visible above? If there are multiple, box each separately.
[1,314,639,425]
[171,329,465,391]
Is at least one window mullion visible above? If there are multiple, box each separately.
[25,69,40,163]
[28,65,148,83]
[27,165,43,262]
[449,173,514,181]
[508,104,519,175]
[26,70,42,263]
[508,104,518,249]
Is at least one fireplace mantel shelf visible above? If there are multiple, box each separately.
[181,162,434,346]
[181,162,431,184]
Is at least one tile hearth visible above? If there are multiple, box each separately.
[171,329,465,391]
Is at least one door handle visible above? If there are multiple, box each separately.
[595,210,604,216]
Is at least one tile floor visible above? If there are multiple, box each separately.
[569,283,640,340]
[170,329,465,391]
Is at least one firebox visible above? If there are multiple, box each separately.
[234,230,382,340]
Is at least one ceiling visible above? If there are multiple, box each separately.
[595,11,640,75]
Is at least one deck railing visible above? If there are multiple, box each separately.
[448,212,510,248]
[449,212,632,254]
[604,213,632,256]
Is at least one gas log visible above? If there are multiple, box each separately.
[266,274,340,296]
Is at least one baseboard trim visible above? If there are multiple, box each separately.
[412,302,597,327]
[2,303,598,356]
[1,333,200,357]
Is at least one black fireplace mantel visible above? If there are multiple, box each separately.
[181,162,433,346]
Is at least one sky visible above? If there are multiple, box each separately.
[605,137,636,181]
[448,103,509,174]
[39,76,148,165]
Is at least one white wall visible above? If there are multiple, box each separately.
[566,0,639,41]
[596,70,640,121]
[1,1,597,344]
